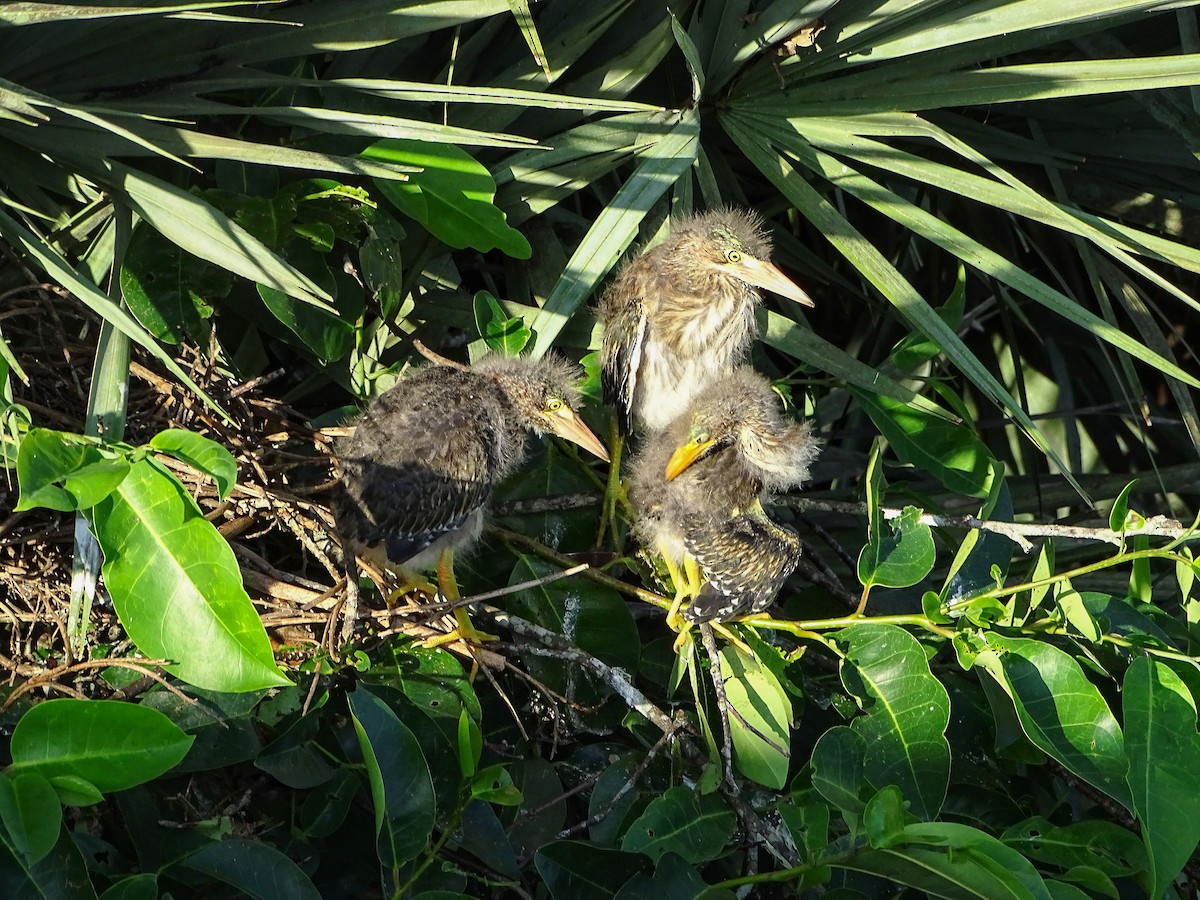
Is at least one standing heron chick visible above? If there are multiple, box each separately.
[628,368,819,625]
[600,208,813,435]
[334,353,609,646]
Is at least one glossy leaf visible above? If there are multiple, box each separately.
[811,726,869,816]
[98,875,158,900]
[852,388,997,499]
[621,786,734,864]
[14,429,128,513]
[119,226,228,345]
[87,457,290,691]
[534,841,650,899]
[977,635,1131,809]
[148,429,237,501]
[181,839,320,900]
[0,773,61,865]
[718,644,792,789]
[368,139,531,258]
[7,699,192,794]
[857,506,937,592]
[348,687,436,868]
[1123,656,1200,900]
[837,624,951,820]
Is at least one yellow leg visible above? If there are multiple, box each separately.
[386,572,438,607]
[660,545,693,631]
[595,419,628,548]
[422,547,498,648]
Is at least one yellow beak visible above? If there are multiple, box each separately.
[739,256,814,307]
[664,437,714,481]
[549,409,610,462]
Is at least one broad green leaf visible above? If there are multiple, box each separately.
[347,687,436,868]
[719,644,792,789]
[367,139,531,258]
[181,839,320,900]
[149,429,237,501]
[470,764,523,806]
[7,699,193,793]
[0,826,98,900]
[810,726,869,816]
[621,786,734,864]
[852,388,997,498]
[457,710,482,779]
[473,290,531,356]
[119,226,228,345]
[87,457,290,691]
[1003,818,1145,877]
[857,506,936,592]
[0,773,61,865]
[15,428,128,512]
[977,635,1131,809]
[1123,656,1200,900]
[837,624,951,819]
[534,841,650,900]
[863,785,908,849]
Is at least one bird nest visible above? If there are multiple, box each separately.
[0,284,372,701]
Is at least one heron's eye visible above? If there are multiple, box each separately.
[726,249,742,264]
[546,398,565,412]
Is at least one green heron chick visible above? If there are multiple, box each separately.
[599,208,813,435]
[335,353,609,646]
[628,368,819,626]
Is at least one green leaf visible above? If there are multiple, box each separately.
[119,226,228,345]
[976,635,1131,809]
[863,785,908,849]
[98,874,158,900]
[857,506,937,591]
[367,139,531,258]
[534,841,650,899]
[7,699,193,793]
[810,726,869,816]
[149,429,237,501]
[852,389,996,499]
[87,457,290,692]
[837,624,951,819]
[0,826,98,900]
[15,428,129,512]
[621,786,735,864]
[347,686,436,868]
[1003,817,1145,877]
[473,290,531,356]
[0,773,61,865]
[470,764,523,806]
[719,644,793,789]
[1108,480,1142,534]
[457,710,482,779]
[1123,656,1200,900]
[181,839,320,900]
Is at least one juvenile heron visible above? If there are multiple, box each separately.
[628,368,819,626]
[599,208,813,435]
[334,352,609,646]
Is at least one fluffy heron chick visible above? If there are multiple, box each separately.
[599,208,812,434]
[628,368,819,622]
[334,354,608,639]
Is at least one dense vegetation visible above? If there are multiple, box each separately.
[2,1,1200,898]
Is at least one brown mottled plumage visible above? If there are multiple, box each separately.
[599,208,812,435]
[335,354,608,642]
[628,368,819,623]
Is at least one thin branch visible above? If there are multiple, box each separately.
[777,496,1192,552]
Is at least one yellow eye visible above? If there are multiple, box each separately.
[546,398,565,412]
[726,249,742,264]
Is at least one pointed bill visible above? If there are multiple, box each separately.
[550,409,610,462]
[740,257,814,307]
[665,438,714,481]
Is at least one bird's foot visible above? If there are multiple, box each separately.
[386,575,438,607]
[422,606,499,649]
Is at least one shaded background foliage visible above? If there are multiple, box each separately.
[2,1,1200,898]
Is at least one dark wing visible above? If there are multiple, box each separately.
[599,280,648,436]
[683,512,800,623]
[334,376,501,566]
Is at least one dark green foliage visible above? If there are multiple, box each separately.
[3,2,1200,898]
